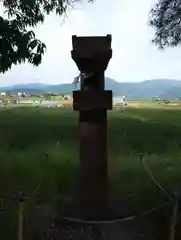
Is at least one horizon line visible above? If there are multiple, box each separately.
[0,77,181,88]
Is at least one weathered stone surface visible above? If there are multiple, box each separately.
[71,35,113,220]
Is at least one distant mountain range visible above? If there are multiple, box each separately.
[1,78,181,99]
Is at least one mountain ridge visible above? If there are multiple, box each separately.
[1,78,181,99]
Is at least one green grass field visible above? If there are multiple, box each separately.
[0,106,181,239]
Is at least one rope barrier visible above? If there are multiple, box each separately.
[0,152,179,239]
[58,201,169,225]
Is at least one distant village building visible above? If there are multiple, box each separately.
[22,93,27,97]
[11,96,20,105]
[0,92,6,96]
[17,92,27,97]
[113,96,128,106]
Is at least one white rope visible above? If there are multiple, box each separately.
[58,154,174,225]
[59,201,169,225]
[72,72,95,86]
[140,153,173,201]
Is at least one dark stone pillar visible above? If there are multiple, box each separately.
[71,35,113,220]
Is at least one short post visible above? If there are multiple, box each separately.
[71,35,113,220]
[18,192,26,240]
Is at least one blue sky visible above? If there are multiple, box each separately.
[1,0,181,86]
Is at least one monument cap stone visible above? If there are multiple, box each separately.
[71,35,112,73]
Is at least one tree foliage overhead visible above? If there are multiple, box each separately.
[0,0,92,73]
[149,0,181,49]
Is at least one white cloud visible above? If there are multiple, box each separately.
[1,0,181,86]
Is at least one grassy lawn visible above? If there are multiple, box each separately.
[0,107,181,239]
